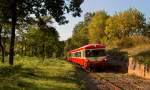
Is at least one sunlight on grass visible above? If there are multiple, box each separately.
[0,57,85,90]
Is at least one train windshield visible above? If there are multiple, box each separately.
[85,49,105,57]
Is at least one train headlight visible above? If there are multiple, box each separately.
[104,58,107,61]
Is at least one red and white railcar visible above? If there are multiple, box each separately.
[67,44,107,70]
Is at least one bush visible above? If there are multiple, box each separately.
[106,48,128,62]
[134,50,150,65]
[110,36,150,49]
[117,38,134,48]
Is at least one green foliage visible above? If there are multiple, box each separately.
[105,8,145,40]
[64,13,94,54]
[72,22,89,47]
[0,0,84,65]
[88,11,108,43]
[115,36,150,48]
[116,38,134,48]
[64,38,76,55]
[13,16,65,58]
[105,15,118,39]
[26,24,60,58]
[107,48,128,62]
[134,50,150,65]
[0,57,85,90]
[64,8,149,60]
[0,0,84,24]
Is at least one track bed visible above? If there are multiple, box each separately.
[86,72,150,90]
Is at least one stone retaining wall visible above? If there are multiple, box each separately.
[128,57,150,79]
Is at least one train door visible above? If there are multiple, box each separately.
[81,50,88,67]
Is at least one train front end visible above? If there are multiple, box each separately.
[85,48,107,69]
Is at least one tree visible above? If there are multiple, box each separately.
[0,15,11,63]
[105,15,119,39]
[64,12,94,54]
[84,12,95,25]
[64,38,75,55]
[0,24,5,63]
[105,8,145,40]
[71,22,89,47]
[26,16,60,60]
[15,19,28,56]
[0,0,84,65]
[88,11,108,43]
[144,18,150,38]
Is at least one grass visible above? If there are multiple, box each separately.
[0,56,86,90]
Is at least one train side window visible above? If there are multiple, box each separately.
[73,52,81,57]
[74,52,77,57]
[71,53,75,57]
[75,52,77,57]
[78,52,81,57]
[73,53,76,57]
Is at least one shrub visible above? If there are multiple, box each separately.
[134,50,150,65]
[117,38,134,48]
[106,48,128,62]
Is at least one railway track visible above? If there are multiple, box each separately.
[90,73,146,90]
[90,73,124,90]
[115,76,145,90]
[74,63,149,90]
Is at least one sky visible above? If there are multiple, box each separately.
[54,0,150,41]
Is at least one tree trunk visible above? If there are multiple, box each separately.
[0,25,5,63]
[9,2,17,65]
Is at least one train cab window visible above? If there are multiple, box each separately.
[85,49,105,57]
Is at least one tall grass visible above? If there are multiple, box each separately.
[0,56,85,90]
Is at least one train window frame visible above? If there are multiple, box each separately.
[71,51,81,58]
[85,48,106,57]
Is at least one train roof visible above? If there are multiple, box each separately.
[70,44,106,53]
